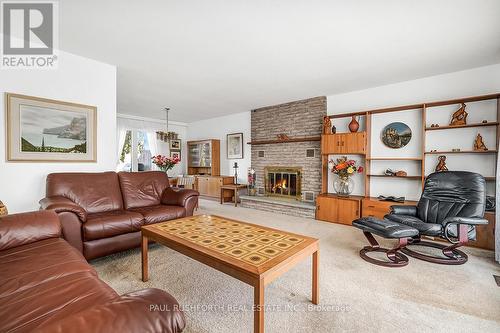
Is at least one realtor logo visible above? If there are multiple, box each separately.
[1,1,58,68]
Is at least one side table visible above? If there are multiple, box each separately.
[220,184,248,207]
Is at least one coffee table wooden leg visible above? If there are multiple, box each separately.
[142,234,149,282]
[220,188,223,204]
[254,278,264,333]
[312,250,319,304]
[234,189,238,207]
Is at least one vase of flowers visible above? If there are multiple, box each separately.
[151,155,180,176]
[329,156,363,196]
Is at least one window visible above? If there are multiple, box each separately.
[117,129,154,172]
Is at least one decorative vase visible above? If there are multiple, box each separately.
[348,116,359,133]
[333,176,354,196]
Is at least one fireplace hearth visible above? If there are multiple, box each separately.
[265,167,302,200]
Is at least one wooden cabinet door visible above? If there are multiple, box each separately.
[197,177,208,196]
[321,134,345,154]
[316,196,338,222]
[345,132,365,154]
[206,177,222,197]
[337,199,360,225]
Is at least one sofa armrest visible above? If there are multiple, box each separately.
[442,216,489,226]
[40,196,87,222]
[389,205,417,216]
[161,187,199,207]
[0,210,61,251]
[34,288,186,333]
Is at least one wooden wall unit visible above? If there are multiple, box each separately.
[316,194,362,225]
[319,93,499,251]
[321,132,366,155]
[361,197,417,219]
[187,139,221,176]
[195,176,234,200]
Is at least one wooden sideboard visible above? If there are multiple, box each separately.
[316,194,362,225]
[361,197,418,219]
[195,175,234,201]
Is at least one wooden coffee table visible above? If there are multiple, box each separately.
[141,215,319,333]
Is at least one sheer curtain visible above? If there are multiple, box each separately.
[147,132,158,170]
[116,119,128,171]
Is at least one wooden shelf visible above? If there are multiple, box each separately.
[367,174,422,180]
[366,157,422,161]
[425,93,500,107]
[425,150,497,154]
[485,177,496,181]
[247,136,320,145]
[425,122,499,131]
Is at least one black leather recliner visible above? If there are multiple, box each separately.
[385,171,488,264]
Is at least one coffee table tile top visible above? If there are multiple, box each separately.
[153,215,306,266]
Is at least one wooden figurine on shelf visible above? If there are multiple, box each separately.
[323,116,332,135]
[473,133,488,151]
[276,134,290,141]
[450,103,468,126]
[435,155,449,172]
[0,201,7,216]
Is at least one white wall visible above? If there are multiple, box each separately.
[0,51,116,213]
[327,63,500,200]
[187,111,251,183]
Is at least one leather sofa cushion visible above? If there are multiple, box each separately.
[46,172,124,214]
[0,238,118,333]
[84,210,144,241]
[130,205,186,225]
[118,171,170,209]
[385,214,442,236]
[0,238,94,298]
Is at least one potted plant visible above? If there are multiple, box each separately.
[329,156,363,196]
[152,155,180,176]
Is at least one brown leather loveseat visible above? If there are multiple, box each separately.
[0,210,185,333]
[40,171,198,260]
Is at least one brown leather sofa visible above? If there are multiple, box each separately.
[40,171,199,260]
[0,210,185,333]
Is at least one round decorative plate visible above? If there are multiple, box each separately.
[381,122,412,149]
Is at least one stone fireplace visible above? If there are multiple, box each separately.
[265,167,302,200]
[240,96,326,218]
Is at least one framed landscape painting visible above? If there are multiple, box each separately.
[5,93,97,162]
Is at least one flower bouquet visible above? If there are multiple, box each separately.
[152,155,180,174]
[329,156,363,196]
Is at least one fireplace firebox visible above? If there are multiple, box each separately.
[264,167,302,200]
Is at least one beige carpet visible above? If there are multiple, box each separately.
[92,199,500,333]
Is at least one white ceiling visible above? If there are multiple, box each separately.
[60,0,500,123]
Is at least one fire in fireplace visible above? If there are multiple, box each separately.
[264,167,302,200]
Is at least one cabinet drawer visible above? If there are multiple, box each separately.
[362,200,392,218]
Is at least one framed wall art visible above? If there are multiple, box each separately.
[5,93,97,162]
[169,139,181,150]
[170,151,181,161]
[227,132,243,159]
[381,122,412,149]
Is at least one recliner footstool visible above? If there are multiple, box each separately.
[352,217,419,267]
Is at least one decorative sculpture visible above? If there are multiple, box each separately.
[450,103,468,126]
[395,170,408,177]
[435,155,448,172]
[276,134,290,141]
[0,201,7,216]
[473,133,488,151]
[323,116,332,134]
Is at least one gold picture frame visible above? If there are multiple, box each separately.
[5,93,97,162]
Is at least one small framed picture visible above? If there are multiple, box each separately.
[170,151,181,161]
[169,139,181,150]
[227,133,243,159]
